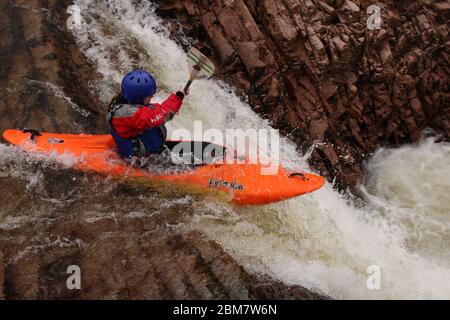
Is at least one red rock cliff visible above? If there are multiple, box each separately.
[156,0,450,188]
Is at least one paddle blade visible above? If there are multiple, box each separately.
[187,47,215,79]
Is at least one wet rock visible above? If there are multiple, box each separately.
[0,0,105,138]
[157,0,450,189]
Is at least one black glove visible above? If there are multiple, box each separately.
[176,91,185,101]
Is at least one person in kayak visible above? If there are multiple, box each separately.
[107,70,187,160]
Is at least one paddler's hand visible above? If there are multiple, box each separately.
[176,91,185,101]
[177,83,189,99]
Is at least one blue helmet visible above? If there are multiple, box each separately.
[121,70,157,104]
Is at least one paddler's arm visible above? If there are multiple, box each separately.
[161,92,185,114]
[131,93,185,130]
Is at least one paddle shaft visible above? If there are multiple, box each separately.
[184,78,193,94]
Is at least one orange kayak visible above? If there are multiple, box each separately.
[2,129,325,205]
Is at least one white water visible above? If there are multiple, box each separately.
[60,0,450,299]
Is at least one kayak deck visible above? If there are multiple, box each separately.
[2,129,325,205]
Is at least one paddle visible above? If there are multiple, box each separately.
[184,47,215,94]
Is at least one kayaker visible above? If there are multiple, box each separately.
[107,70,187,159]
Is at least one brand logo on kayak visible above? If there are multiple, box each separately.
[209,178,244,191]
[48,138,65,144]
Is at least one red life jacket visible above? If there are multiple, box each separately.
[107,93,183,139]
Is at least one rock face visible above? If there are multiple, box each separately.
[0,0,326,300]
[156,0,450,188]
[0,0,104,136]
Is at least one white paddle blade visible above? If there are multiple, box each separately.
[187,47,215,79]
